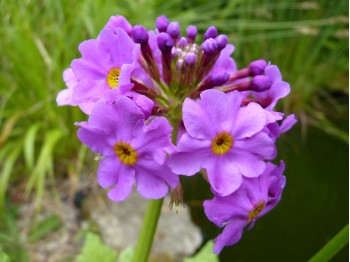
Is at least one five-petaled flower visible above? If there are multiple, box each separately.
[76,96,179,201]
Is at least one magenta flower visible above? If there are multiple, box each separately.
[58,27,140,114]
[168,89,275,196]
[76,96,179,201]
[204,161,286,254]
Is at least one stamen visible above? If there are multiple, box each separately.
[114,142,138,165]
[211,132,234,155]
[107,68,121,88]
[248,200,266,223]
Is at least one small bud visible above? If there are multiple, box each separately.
[204,26,218,40]
[130,25,149,46]
[249,60,267,76]
[184,52,197,66]
[157,33,174,53]
[178,37,187,48]
[215,35,228,50]
[211,72,229,86]
[167,22,180,40]
[156,15,169,32]
[251,75,272,92]
[186,25,197,43]
[172,47,182,57]
[201,38,218,55]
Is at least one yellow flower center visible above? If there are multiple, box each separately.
[211,132,234,155]
[107,67,121,88]
[114,142,137,165]
[248,200,266,223]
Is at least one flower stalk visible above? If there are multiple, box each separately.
[132,198,164,262]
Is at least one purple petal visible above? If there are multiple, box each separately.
[78,39,111,67]
[97,156,121,188]
[232,102,266,139]
[56,88,74,106]
[72,80,105,103]
[213,218,247,254]
[107,166,135,202]
[133,117,172,164]
[279,114,297,134]
[71,58,108,81]
[267,81,290,110]
[265,64,282,82]
[231,151,266,178]
[205,157,242,196]
[76,124,115,156]
[210,44,237,75]
[168,134,211,176]
[63,68,77,88]
[204,194,251,227]
[104,15,133,34]
[88,97,144,141]
[117,64,135,89]
[135,168,170,199]
[234,132,275,159]
[182,97,215,139]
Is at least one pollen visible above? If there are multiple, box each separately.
[211,131,234,155]
[107,67,121,88]
[248,200,266,223]
[114,142,137,165]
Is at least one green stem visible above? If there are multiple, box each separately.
[308,224,349,262]
[132,198,164,262]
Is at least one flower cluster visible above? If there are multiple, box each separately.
[57,15,296,253]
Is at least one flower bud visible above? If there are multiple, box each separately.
[201,38,218,55]
[249,60,267,76]
[178,37,187,48]
[251,75,272,92]
[167,22,180,40]
[215,35,228,51]
[211,72,229,86]
[156,15,169,32]
[204,26,218,40]
[186,25,197,43]
[184,52,197,66]
[157,33,174,53]
[130,25,149,47]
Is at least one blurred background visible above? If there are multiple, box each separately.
[0,0,348,261]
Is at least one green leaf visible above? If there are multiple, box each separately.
[308,224,349,262]
[76,233,118,262]
[118,246,134,262]
[0,249,11,262]
[23,124,40,170]
[28,215,62,243]
[184,241,219,262]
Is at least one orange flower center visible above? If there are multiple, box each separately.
[248,200,266,222]
[211,132,234,155]
[113,142,137,165]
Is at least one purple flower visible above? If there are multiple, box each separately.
[253,64,291,110]
[76,96,179,201]
[58,28,140,114]
[168,89,275,196]
[204,161,286,254]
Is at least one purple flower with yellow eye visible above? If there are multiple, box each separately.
[168,89,275,196]
[59,27,140,114]
[204,161,286,254]
[76,96,179,201]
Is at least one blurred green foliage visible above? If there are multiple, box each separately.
[0,0,348,261]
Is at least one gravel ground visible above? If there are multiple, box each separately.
[17,176,202,262]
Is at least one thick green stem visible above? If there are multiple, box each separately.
[132,198,164,262]
[308,224,349,262]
